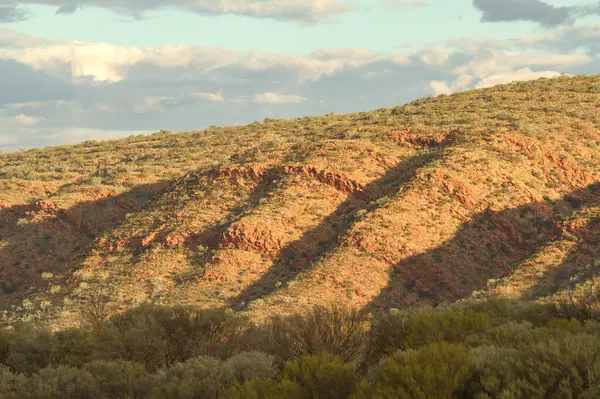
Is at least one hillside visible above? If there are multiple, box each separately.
[1,74,600,327]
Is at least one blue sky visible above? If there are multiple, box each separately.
[6,1,560,52]
[0,0,600,151]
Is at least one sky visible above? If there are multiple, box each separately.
[0,0,600,151]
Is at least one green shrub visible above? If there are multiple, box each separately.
[372,342,471,399]
[370,308,491,356]
[223,352,279,384]
[457,297,558,326]
[4,324,53,374]
[83,360,156,398]
[282,354,360,399]
[95,304,252,370]
[220,378,304,399]
[51,329,96,367]
[26,365,99,399]
[155,356,233,399]
[0,365,27,399]
[265,306,370,366]
[468,333,600,398]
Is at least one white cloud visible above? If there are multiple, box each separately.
[1,24,600,151]
[252,92,306,104]
[190,92,225,102]
[474,67,562,89]
[13,113,41,126]
[418,48,451,66]
[428,81,451,96]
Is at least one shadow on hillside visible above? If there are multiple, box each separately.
[229,139,453,310]
[167,172,284,285]
[366,183,600,311]
[520,205,600,300]
[0,181,169,307]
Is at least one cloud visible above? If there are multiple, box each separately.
[252,92,306,104]
[0,6,28,22]
[0,0,356,24]
[13,113,41,126]
[191,92,225,102]
[473,0,600,27]
[1,24,600,151]
[474,67,562,88]
[0,28,47,48]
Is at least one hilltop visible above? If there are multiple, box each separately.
[1,74,599,327]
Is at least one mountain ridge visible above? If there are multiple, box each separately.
[1,74,599,328]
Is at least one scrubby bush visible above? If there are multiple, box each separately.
[282,354,360,399]
[83,360,156,398]
[0,365,27,399]
[371,342,471,399]
[223,352,279,384]
[0,299,597,398]
[369,308,491,357]
[94,304,253,370]
[468,334,600,398]
[3,324,53,374]
[264,306,370,367]
[456,297,558,326]
[155,356,232,399]
[220,378,304,399]
[26,365,98,399]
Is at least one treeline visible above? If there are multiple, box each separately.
[0,298,599,398]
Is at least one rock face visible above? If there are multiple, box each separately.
[1,75,600,327]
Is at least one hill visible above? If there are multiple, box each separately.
[1,74,599,328]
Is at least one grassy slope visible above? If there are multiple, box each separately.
[1,74,599,327]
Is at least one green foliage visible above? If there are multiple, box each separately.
[220,378,304,399]
[0,300,598,398]
[25,365,98,399]
[265,306,370,365]
[372,342,471,399]
[468,333,600,398]
[222,352,279,384]
[0,365,27,399]
[457,297,559,326]
[155,356,231,399]
[94,304,253,370]
[3,324,53,374]
[282,354,360,399]
[82,360,156,398]
[370,308,491,356]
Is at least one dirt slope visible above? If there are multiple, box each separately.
[1,74,600,327]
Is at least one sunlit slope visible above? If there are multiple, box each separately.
[1,74,599,326]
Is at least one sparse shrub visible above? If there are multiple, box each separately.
[223,352,279,384]
[264,306,370,367]
[155,356,233,399]
[4,324,53,374]
[371,342,471,399]
[220,378,304,399]
[369,308,491,356]
[468,333,600,398]
[95,304,252,370]
[51,328,96,367]
[0,365,27,399]
[282,354,360,399]
[83,360,156,398]
[26,365,99,399]
[457,297,559,326]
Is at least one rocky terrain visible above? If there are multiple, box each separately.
[1,74,599,328]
